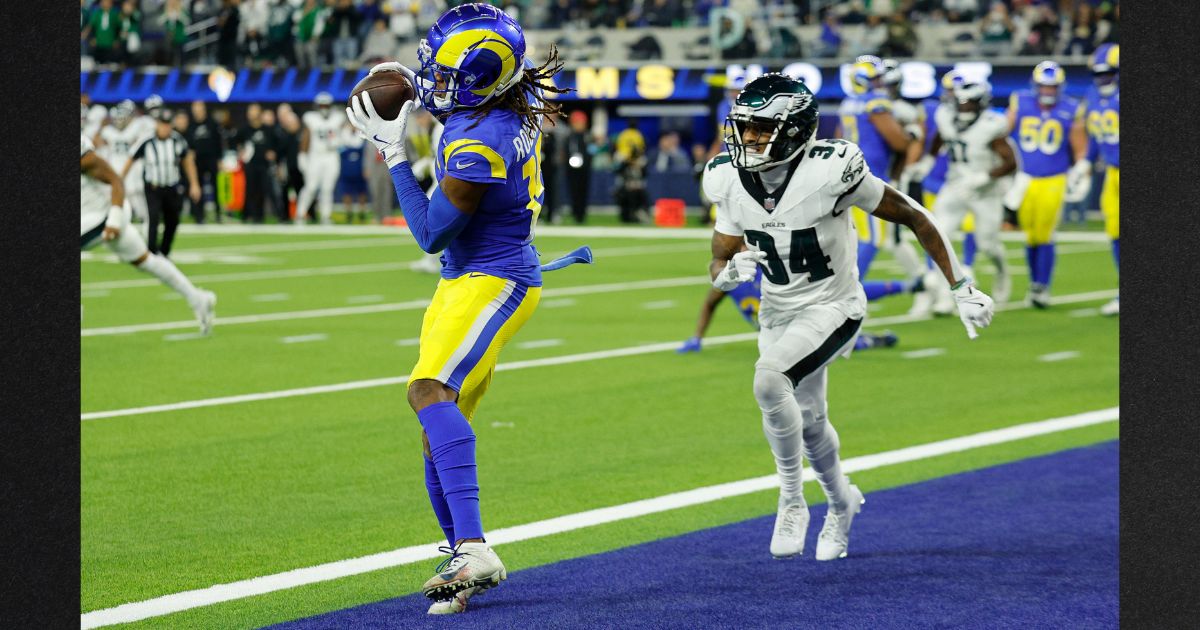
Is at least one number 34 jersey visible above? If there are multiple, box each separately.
[704,139,879,328]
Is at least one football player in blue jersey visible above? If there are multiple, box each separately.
[346,3,570,615]
[1004,61,1079,309]
[1069,43,1120,316]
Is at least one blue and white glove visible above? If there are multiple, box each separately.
[1065,159,1092,203]
[713,250,767,292]
[346,92,413,168]
[952,279,995,339]
[677,337,702,353]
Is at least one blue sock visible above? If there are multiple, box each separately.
[424,455,456,546]
[1111,239,1120,271]
[857,242,878,279]
[862,280,904,302]
[1025,245,1038,284]
[1036,243,1056,287]
[963,233,977,267]
[418,401,483,542]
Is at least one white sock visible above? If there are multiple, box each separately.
[802,418,850,511]
[137,254,202,305]
[754,369,806,501]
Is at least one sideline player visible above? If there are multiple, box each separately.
[296,92,343,224]
[925,80,1016,311]
[1005,61,1078,309]
[707,74,993,563]
[346,3,571,615]
[1069,43,1119,316]
[81,134,216,334]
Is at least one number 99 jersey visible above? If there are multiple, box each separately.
[704,139,882,328]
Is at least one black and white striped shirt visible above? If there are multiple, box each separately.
[130,132,190,187]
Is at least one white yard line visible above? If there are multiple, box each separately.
[281,334,328,344]
[80,277,712,337]
[515,339,564,349]
[1038,350,1081,362]
[251,293,291,303]
[79,406,1119,629]
[902,348,946,359]
[641,300,678,310]
[78,288,1117,421]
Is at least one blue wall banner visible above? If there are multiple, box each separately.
[81,62,1096,105]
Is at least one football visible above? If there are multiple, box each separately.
[349,70,415,120]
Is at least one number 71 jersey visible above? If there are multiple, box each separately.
[704,139,870,328]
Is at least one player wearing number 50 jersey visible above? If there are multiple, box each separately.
[707,74,994,564]
[1070,43,1120,316]
[1005,61,1079,309]
[346,2,572,616]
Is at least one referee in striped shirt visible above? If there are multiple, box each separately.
[121,109,201,256]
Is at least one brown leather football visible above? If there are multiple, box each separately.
[349,71,416,121]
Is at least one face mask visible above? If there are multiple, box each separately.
[1038,92,1057,106]
[955,110,979,128]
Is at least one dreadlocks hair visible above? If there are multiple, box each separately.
[465,44,572,133]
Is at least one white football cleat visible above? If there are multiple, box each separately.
[815,484,865,561]
[1026,284,1051,310]
[422,542,507,600]
[427,585,478,615]
[1100,296,1119,316]
[770,495,810,559]
[191,290,217,336]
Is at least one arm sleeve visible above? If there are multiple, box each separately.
[389,161,471,254]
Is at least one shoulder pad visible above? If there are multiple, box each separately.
[808,139,867,197]
[701,153,738,200]
[706,153,732,172]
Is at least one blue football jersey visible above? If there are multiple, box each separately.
[1009,90,1074,177]
[837,90,895,182]
[434,106,544,287]
[1077,87,1119,168]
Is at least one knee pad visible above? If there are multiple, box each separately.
[110,226,149,263]
[753,369,795,417]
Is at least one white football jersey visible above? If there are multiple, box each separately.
[98,123,142,167]
[303,110,345,155]
[705,139,882,328]
[935,106,1009,184]
[81,134,111,233]
[131,115,157,144]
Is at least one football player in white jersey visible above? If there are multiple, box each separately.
[924,81,1017,311]
[296,92,344,224]
[706,74,994,561]
[81,134,217,335]
[94,101,141,169]
[121,94,165,225]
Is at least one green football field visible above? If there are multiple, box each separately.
[80,223,1119,628]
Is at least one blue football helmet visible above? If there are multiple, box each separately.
[1090,43,1119,96]
[849,55,883,95]
[1031,60,1065,106]
[415,3,527,117]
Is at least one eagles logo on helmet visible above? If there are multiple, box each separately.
[723,73,820,172]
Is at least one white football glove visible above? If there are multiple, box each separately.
[952,279,995,340]
[346,92,413,168]
[713,250,767,292]
[905,155,935,183]
[1065,159,1092,203]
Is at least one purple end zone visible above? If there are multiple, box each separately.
[272,441,1118,629]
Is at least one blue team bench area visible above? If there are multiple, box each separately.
[273,441,1118,629]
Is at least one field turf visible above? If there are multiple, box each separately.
[81,223,1118,628]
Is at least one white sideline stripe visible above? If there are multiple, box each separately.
[515,339,564,349]
[1038,350,1081,362]
[80,277,711,337]
[169,223,1114,242]
[78,289,1118,421]
[641,300,678,310]
[79,406,1119,629]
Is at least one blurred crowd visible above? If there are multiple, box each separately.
[82,0,1119,69]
